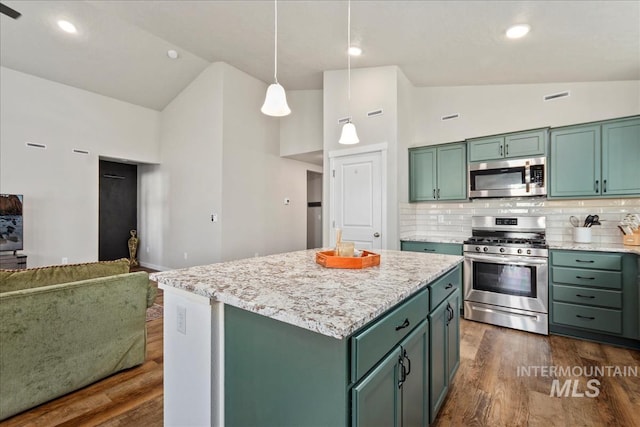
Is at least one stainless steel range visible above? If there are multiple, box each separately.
[463,216,549,335]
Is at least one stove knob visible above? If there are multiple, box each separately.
[483,247,488,252]
[500,248,505,253]
[517,249,523,254]
[527,249,532,255]
[475,247,481,252]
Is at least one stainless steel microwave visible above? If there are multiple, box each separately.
[468,157,546,199]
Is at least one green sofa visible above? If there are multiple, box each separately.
[0,259,157,420]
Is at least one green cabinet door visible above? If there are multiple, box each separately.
[446,290,461,383]
[550,124,601,197]
[352,347,401,427]
[601,118,640,196]
[428,299,448,424]
[409,147,437,202]
[468,136,503,162]
[399,320,429,427]
[504,129,547,158]
[437,143,467,200]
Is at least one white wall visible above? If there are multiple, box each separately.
[322,66,401,249]
[280,89,323,157]
[220,64,322,261]
[140,62,321,269]
[0,67,160,267]
[142,63,225,270]
[411,80,640,147]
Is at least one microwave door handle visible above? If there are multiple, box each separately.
[525,162,531,193]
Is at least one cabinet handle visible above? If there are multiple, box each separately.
[603,179,607,193]
[575,276,595,280]
[445,283,454,289]
[433,189,436,199]
[595,180,599,193]
[575,259,595,263]
[423,248,436,252]
[500,145,503,156]
[403,348,412,377]
[576,315,595,320]
[505,144,509,155]
[576,294,595,299]
[395,318,410,331]
[398,354,406,388]
[437,188,440,199]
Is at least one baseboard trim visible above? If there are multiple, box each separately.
[139,261,170,272]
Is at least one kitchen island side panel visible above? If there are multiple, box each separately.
[224,304,349,427]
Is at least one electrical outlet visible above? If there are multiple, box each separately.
[438,215,445,224]
[146,246,150,253]
[177,305,186,335]
[183,252,188,260]
[62,257,68,264]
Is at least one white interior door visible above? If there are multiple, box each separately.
[331,151,383,250]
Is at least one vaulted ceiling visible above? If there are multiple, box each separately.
[1,0,638,111]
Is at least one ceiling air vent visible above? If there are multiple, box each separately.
[441,113,460,121]
[338,116,351,125]
[367,109,384,117]
[25,142,46,149]
[544,91,570,101]
[72,149,90,155]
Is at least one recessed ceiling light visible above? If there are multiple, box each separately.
[167,49,179,59]
[348,46,362,56]
[57,20,77,34]
[506,24,530,39]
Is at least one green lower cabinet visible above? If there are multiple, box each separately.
[429,289,461,424]
[352,319,429,427]
[550,250,639,346]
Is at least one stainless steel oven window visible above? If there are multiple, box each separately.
[472,261,536,298]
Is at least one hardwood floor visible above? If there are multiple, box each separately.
[434,319,640,427]
[2,301,638,426]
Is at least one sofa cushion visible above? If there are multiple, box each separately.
[0,258,130,293]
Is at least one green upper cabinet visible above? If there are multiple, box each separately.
[468,129,547,162]
[549,124,601,197]
[409,142,466,202]
[409,147,437,201]
[601,118,640,196]
[550,117,640,198]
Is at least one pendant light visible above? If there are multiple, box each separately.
[261,0,291,117]
[339,0,359,145]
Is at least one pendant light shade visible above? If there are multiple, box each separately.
[262,0,291,117]
[339,0,358,144]
[261,83,291,116]
[339,122,360,145]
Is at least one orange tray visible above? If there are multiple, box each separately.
[315,250,380,269]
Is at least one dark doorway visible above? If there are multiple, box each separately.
[99,160,137,261]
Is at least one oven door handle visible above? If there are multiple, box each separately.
[464,253,548,266]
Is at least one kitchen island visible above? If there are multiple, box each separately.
[151,249,463,426]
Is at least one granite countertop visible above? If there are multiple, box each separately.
[401,237,465,244]
[151,249,463,339]
[547,241,640,255]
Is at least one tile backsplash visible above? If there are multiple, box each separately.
[400,198,640,244]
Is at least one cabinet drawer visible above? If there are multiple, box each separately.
[552,267,622,290]
[400,241,463,256]
[552,251,622,271]
[552,302,622,334]
[552,284,622,309]
[429,267,461,311]
[351,289,428,382]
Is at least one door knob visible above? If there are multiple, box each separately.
[373,232,380,238]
